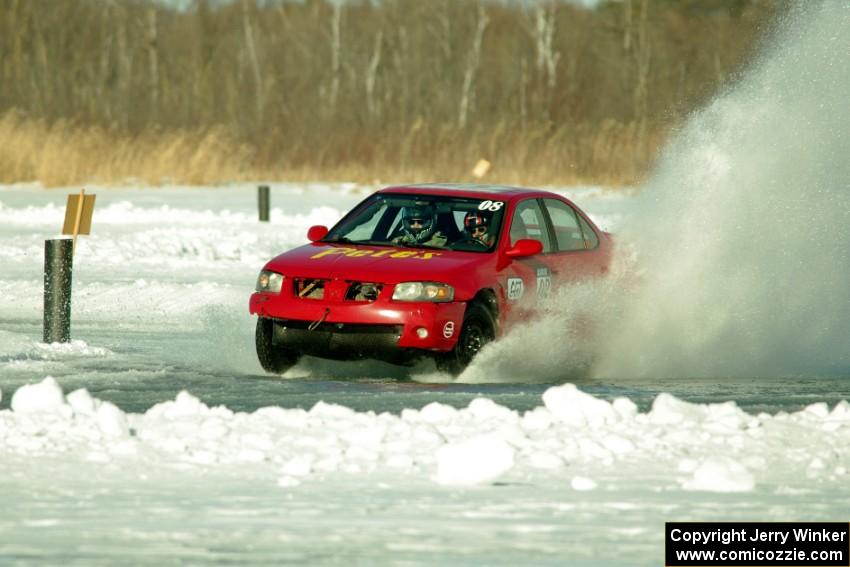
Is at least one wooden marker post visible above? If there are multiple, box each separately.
[258,185,270,222]
[61,188,96,255]
[472,159,491,179]
[44,189,96,343]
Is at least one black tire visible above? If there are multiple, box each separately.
[435,303,496,376]
[255,318,300,374]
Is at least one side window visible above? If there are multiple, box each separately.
[510,200,552,253]
[543,198,587,252]
[577,214,599,249]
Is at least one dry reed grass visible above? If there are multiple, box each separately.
[0,110,666,188]
[0,111,255,187]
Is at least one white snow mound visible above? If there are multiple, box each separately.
[0,378,848,492]
[11,377,67,414]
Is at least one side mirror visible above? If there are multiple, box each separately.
[307,225,329,242]
[504,238,543,258]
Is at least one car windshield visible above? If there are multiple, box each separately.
[324,193,506,252]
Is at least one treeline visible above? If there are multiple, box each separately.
[0,0,784,186]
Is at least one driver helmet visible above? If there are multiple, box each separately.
[401,205,437,242]
[463,211,491,241]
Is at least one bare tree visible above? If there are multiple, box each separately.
[458,3,489,128]
[633,0,651,149]
[242,0,264,123]
[328,1,342,117]
[365,30,383,121]
[146,7,160,121]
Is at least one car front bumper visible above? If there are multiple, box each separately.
[249,292,466,359]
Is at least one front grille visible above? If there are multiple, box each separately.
[293,278,326,299]
[345,282,382,302]
[292,278,384,302]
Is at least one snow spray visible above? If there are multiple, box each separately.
[595,2,850,378]
[461,3,849,382]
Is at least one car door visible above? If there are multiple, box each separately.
[499,198,556,322]
[539,198,608,289]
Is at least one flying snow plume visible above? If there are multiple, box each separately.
[594,3,850,378]
[458,282,609,383]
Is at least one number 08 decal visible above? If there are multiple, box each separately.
[478,200,504,212]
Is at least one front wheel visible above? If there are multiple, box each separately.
[435,303,496,376]
[255,318,300,374]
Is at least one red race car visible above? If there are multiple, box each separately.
[249,184,613,375]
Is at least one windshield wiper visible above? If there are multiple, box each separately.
[326,236,359,244]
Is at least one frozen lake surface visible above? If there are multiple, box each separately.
[1,180,848,566]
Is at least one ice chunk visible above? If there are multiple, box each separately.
[11,377,67,414]
[803,402,829,419]
[309,401,357,420]
[172,391,207,416]
[599,434,635,456]
[277,476,301,488]
[434,436,515,486]
[649,393,703,425]
[520,407,553,432]
[466,398,517,423]
[96,401,129,437]
[528,452,563,470]
[198,417,230,441]
[418,402,458,424]
[66,389,97,415]
[341,425,387,447]
[542,384,618,427]
[281,456,313,477]
[612,397,638,421]
[571,476,598,491]
[146,390,209,419]
[385,454,414,469]
[681,459,755,493]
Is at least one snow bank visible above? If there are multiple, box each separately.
[2,379,848,492]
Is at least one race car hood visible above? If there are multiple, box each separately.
[263,242,488,285]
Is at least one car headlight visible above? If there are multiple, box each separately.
[392,282,454,302]
[256,270,284,293]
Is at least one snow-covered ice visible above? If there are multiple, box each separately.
[1,4,849,558]
[0,178,847,564]
[1,374,849,564]
[0,179,848,565]
[0,182,661,565]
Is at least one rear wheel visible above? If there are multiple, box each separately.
[255,318,300,374]
[435,303,496,376]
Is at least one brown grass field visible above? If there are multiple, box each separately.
[0,110,666,187]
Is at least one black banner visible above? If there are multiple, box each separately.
[666,522,849,566]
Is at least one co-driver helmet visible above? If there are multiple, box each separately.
[463,211,491,237]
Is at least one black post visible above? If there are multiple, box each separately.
[44,239,73,343]
[258,185,270,222]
